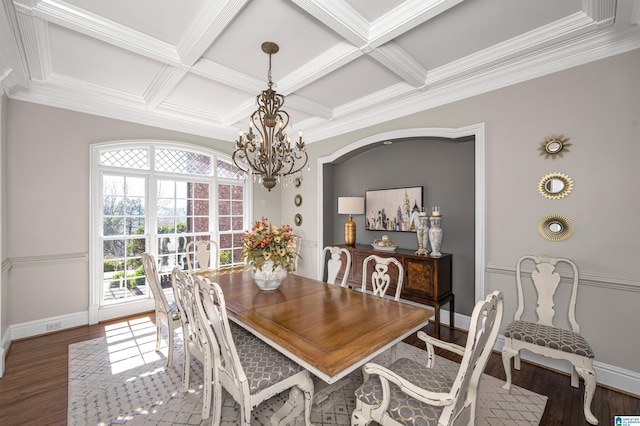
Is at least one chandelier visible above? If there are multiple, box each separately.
[232,42,309,191]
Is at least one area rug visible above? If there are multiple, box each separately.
[68,316,547,425]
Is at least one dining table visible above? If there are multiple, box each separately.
[193,265,435,424]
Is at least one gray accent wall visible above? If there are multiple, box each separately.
[324,138,476,315]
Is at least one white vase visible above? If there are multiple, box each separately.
[250,260,287,291]
[428,216,443,257]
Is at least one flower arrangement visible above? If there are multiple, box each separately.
[242,217,299,272]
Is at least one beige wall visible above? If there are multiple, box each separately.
[4,103,277,325]
[289,48,640,373]
[3,49,639,377]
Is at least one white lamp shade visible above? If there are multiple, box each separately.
[338,197,364,215]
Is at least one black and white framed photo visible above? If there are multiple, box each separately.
[365,186,423,232]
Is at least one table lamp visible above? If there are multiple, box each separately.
[338,196,364,247]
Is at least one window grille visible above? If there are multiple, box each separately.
[156,149,212,176]
[100,149,148,169]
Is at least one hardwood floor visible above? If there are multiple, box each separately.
[0,312,638,425]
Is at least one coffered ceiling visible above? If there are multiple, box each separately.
[1,0,639,143]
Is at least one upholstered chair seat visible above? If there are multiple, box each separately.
[355,357,454,425]
[504,320,594,358]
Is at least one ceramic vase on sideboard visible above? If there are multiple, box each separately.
[428,215,443,257]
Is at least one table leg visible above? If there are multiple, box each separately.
[434,305,441,339]
[270,386,306,425]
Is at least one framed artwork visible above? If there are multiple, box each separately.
[365,186,423,232]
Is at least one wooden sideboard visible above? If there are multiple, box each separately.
[337,245,453,338]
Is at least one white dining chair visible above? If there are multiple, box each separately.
[186,238,219,272]
[141,252,181,366]
[320,246,351,287]
[502,255,598,425]
[171,267,214,418]
[193,275,315,426]
[361,254,404,301]
[351,291,504,426]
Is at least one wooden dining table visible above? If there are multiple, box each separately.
[193,265,434,384]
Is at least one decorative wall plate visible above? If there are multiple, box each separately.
[538,214,573,241]
[538,172,573,199]
[294,213,303,226]
[294,194,302,206]
[538,134,572,159]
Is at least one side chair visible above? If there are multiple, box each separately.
[361,254,404,364]
[321,246,351,287]
[186,238,219,272]
[171,267,257,418]
[171,267,214,419]
[193,275,315,426]
[141,252,181,366]
[502,255,598,425]
[361,254,404,301]
[351,291,504,426]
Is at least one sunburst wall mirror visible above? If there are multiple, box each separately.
[538,172,573,199]
[538,134,572,159]
[538,214,574,241]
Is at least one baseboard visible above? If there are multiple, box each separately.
[9,311,89,340]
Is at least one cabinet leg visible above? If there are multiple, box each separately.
[434,306,440,339]
[449,297,455,330]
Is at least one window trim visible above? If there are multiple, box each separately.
[89,140,252,324]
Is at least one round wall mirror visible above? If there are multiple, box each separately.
[294,194,302,206]
[538,214,573,241]
[538,172,573,199]
[538,134,572,159]
[294,213,303,226]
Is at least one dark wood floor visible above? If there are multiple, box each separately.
[0,312,638,425]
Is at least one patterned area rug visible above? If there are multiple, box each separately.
[68,317,547,425]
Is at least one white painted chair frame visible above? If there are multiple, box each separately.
[141,252,181,366]
[292,236,302,274]
[193,276,315,426]
[361,254,404,301]
[321,246,351,287]
[171,267,214,419]
[501,255,598,425]
[351,291,504,426]
[186,239,219,272]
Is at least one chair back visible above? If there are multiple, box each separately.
[171,268,209,354]
[361,254,404,301]
[292,236,302,273]
[441,291,504,424]
[515,255,581,333]
[321,246,351,287]
[186,238,219,272]
[193,275,247,397]
[142,252,171,313]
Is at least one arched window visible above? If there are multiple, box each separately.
[89,141,250,322]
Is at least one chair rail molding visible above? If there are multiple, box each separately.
[7,252,88,269]
[486,262,640,293]
[316,124,486,304]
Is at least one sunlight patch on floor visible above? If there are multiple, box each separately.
[101,316,180,375]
